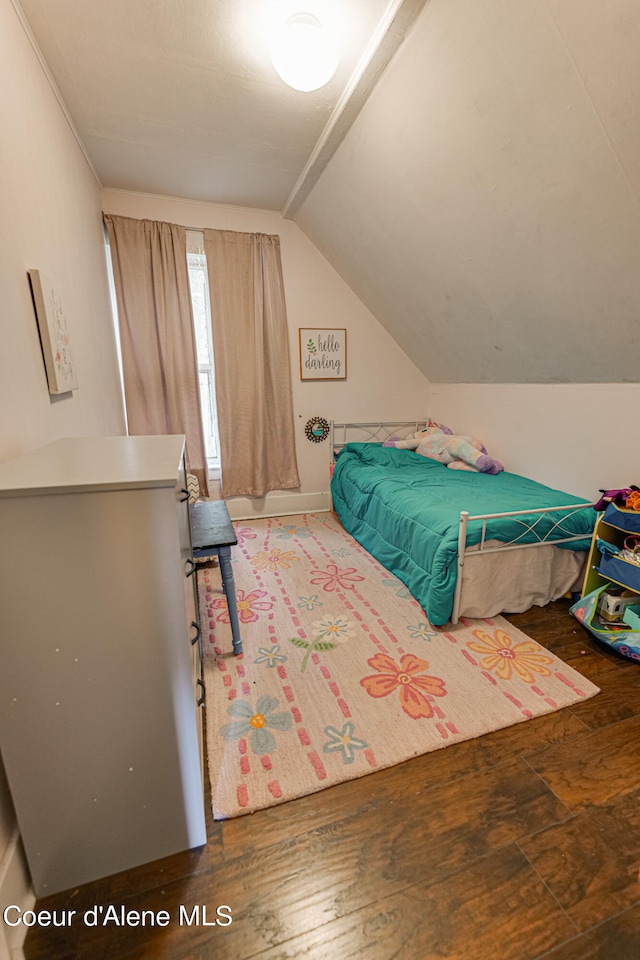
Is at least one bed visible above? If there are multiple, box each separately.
[330,421,596,626]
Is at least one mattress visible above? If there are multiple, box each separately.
[330,443,595,625]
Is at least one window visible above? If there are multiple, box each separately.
[105,226,219,473]
[186,230,220,468]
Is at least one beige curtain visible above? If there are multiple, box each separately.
[104,214,209,496]
[203,229,300,498]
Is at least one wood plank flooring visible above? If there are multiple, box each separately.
[23,600,640,960]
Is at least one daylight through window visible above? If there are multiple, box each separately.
[186,230,220,467]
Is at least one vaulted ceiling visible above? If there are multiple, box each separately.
[15,0,423,210]
[295,0,640,383]
[15,0,640,384]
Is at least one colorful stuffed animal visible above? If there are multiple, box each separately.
[593,486,640,512]
[385,424,503,475]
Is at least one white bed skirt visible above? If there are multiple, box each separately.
[457,541,586,620]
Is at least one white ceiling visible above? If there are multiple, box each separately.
[15,0,425,212]
[14,0,640,384]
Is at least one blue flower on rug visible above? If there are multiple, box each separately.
[277,524,311,539]
[254,644,288,668]
[407,622,437,641]
[323,721,368,765]
[332,547,350,558]
[297,594,323,610]
[382,577,412,599]
[219,695,292,755]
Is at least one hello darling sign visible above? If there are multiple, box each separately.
[299,328,347,380]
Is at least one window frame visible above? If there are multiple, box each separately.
[186,232,221,473]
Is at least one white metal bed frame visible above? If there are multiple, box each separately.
[330,421,595,623]
[330,420,430,457]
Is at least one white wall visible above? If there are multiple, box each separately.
[0,0,126,928]
[101,190,431,515]
[295,0,640,385]
[0,3,124,464]
[430,383,640,499]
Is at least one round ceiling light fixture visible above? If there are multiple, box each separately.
[269,13,339,92]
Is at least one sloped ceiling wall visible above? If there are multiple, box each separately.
[294,0,640,383]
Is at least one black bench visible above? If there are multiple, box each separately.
[189,500,242,655]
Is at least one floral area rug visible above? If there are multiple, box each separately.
[199,512,599,819]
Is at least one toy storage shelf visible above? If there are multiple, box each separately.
[582,504,640,599]
[572,503,640,660]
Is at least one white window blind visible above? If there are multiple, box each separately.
[186,229,220,468]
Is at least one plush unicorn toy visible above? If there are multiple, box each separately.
[385,424,504,474]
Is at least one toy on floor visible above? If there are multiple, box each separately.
[384,423,503,474]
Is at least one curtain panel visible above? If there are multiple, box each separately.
[203,229,300,499]
[104,214,209,496]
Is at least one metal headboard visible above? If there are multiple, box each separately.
[330,420,430,462]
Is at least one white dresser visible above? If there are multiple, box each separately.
[0,435,206,897]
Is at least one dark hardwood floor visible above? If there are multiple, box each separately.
[23,600,640,959]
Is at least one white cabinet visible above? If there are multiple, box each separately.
[0,436,206,897]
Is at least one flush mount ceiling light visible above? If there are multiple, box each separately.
[269,13,339,92]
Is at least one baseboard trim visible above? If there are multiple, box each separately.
[0,830,34,960]
[226,491,331,521]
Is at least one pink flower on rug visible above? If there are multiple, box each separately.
[466,628,553,683]
[360,653,447,720]
[309,563,364,593]
[211,588,272,624]
[252,548,299,571]
[234,526,257,546]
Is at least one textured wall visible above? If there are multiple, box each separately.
[0,0,125,878]
[295,0,640,383]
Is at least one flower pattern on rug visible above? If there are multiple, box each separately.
[466,628,554,683]
[254,644,288,668]
[382,577,412,599]
[219,695,292,755]
[200,512,599,820]
[211,587,272,624]
[251,548,299,571]
[233,526,257,546]
[297,594,323,610]
[286,625,348,673]
[407,622,437,641]
[309,562,364,592]
[360,652,447,720]
[312,615,355,641]
[276,524,311,539]
[323,721,368,764]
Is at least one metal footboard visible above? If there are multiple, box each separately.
[451,503,595,623]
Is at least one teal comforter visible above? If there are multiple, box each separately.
[330,443,595,625]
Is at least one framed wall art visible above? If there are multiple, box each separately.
[28,269,78,394]
[299,328,347,381]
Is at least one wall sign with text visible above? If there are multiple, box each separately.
[299,328,347,381]
[28,269,79,395]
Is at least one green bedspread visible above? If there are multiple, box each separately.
[330,443,595,626]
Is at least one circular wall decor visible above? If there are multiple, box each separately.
[305,416,330,443]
